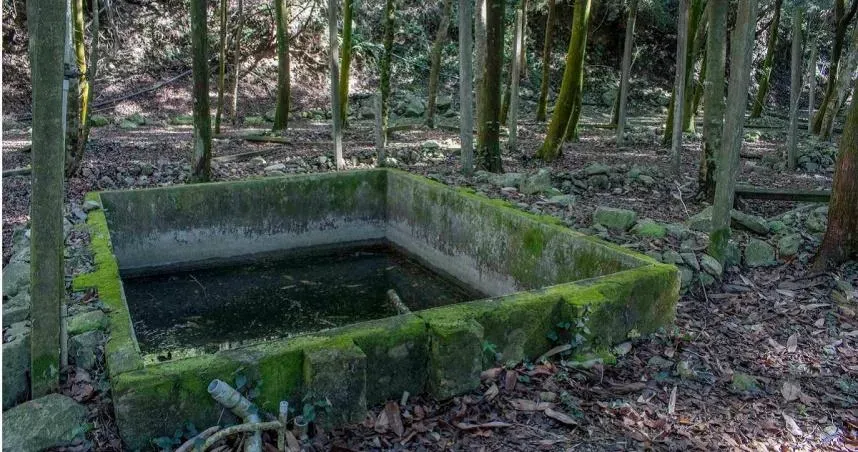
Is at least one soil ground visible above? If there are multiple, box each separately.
[2,105,857,451]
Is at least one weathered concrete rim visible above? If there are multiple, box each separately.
[71,168,679,448]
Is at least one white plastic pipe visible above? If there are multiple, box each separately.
[208,379,261,452]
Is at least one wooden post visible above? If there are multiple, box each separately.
[616,0,638,147]
[708,0,758,263]
[670,0,689,174]
[29,0,67,397]
[787,7,803,170]
[328,0,344,169]
[507,7,523,151]
[458,0,474,174]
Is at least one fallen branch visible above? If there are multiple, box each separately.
[734,185,831,203]
[2,166,31,177]
[176,426,220,452]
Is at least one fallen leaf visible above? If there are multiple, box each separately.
[668,385,677,415]
[781,381,801,402]
[510,398,553,411]
[544,407,578,426]
[484,383,499,402]
[814,318,825,328]
[787,333,798,353]
[504,370,518,391]
[538,344,572,361]
[783,413,803,436]
[285,431,301,452]
[613,341,633,356]
[384,401,404,437]
[480,367,502,381]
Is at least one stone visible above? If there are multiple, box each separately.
[664,223,692,239]
[3,291,30,326]
[318,155,329,165]
[2,394,88,451]
[687,206,713,232]
[2,323,30,410]
[2,262,30,298]
[99,175,115,188]
[588,174,610,190]
[584,163,610,176]
[593,207,637,231]
[264,163,286,173]
[250,156,267,165]
[519,169,553,195]
[777,234,803,257]
[725,241,741,267]
[699,254,723,278]
[731,210,769,234]
[89,114,110,127]
[646,251,663,262]
[698,272,715,286]
[68,310,107,335]
[680,252,700,271]
[805,214,826,233]
[436,95,453,112]
[303,341,367,426]
[768,220,787,233]
[82,200,101,212]
[403,97,425,118]
[631,219,667,238]
[637,174,655,185]
[662,250,683,265]
[70,331,103,370]
[744,239,776,267]
[546,194,575,206]
[647,356,674,369]
[421,140,441,151]
[119,119,138,130]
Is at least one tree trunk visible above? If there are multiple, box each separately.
[708,0,758,263]
[749,0,782,118]
[822,24,858,140]
[662,0,703,145]
[475,0,487,134]
[66,0,87,176]
[273,0,291,132]
[806,36,818,135]
[615,0,638,147]
[329,0,344,168]
[813,77,858,269]
[812,0,857,134]
[476,0,504,172]
[787,7,802,169]
[425,0,453,128]
[338,0,354,126]
[29,0,66,397]
[670,0,689,174]
[535,0,556,122]
[691,45,706,117]
[231,0,243,125]
[215,0,227,134]
[500,0,526,126]
[560,0,593,142]
[698,0,726,201]
[681,0,706,132]
[190,0,212,182]
[536,0,590,160]
[459,0,474,174]
[380,0,395,145]
[508,6,524,151]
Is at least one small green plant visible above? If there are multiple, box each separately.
[481,340,500,363]
[152,421,197,451]
[301,394,332,424]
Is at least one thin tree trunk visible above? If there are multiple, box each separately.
[670,0,689,174]
[380,0,395,145]
[750,0,782,118]
[691,45,706,116]
[536,0,590,160]
[787,7,802,170]
[273,0,291,132]
[500,0,526,125]
[822,24,858,139]
[459,0,474,174]
[560,0,592,143]
[65,0,84,176]
[425,0,453,128]
[616,0,638,147]
[535,0,556,121]
[215,0,227,133]
[338,0,354,126]
[812,0,857,134]
[476,0,504,172]
[682,0,707,132]
[662,0,702,145]
[190,0,212,182]
[29,0,66,397]
[813,76,858,270]
[807,31,817,133]
[508,6,524,151]
[698,0,727,201]
[329,0,344,168]
[374,93,384,163]
[230,0,243,125]
[708,0,758,263]
[475,0,487,135]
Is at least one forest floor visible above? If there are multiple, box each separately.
[2,106,857,451]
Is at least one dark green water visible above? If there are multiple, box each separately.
[123,242,481,358]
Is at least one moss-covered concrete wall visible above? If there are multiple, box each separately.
[100,170,387,272]
[385,170,649,296]
[74,169,679,449]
